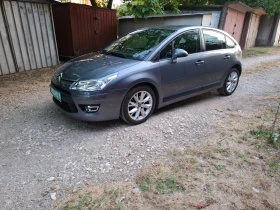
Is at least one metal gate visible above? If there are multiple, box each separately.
[0,0,59,76]
[52,3,117,57]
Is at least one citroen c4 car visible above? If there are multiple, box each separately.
[50,26,242,125]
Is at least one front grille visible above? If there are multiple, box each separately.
[53,97,78,113]
[60,78,74,89]
[51,82,71,95]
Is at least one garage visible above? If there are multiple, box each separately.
[0,0,59,76]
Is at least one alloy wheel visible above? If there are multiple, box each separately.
[128,91,153,121]
[226,71,238,93]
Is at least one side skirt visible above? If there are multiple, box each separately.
[159,82,222,109]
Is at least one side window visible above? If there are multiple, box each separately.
[203,30,226,51]
[173,30,201,54]
[159,42,173,60]
[226,36,236,48]
[159,30,201,60]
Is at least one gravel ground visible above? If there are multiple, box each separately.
[242,54,280,69]
[0,54,280,209]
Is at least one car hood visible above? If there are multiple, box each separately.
[57,52,140,81]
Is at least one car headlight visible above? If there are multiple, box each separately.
[71,73,118,91]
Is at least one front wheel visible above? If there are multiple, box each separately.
[218,68,240,96]
[121,86,156,125]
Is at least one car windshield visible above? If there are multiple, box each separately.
[103,28,174,60]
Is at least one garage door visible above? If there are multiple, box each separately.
[245,14,260,48]
[0,7,16,75]
[224,8,246,43]
[0,1,58,76]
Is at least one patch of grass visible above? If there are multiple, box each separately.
[252,140,267,151]
[201,148,217,159]
[270,103,280,148]
[236,153,245,159]
[235,152,251,164]
[271,132,280,148]
[155,176,185,194]
[169,150,185,157]
[62,188,123,210]
[196,167,203,173]
[187,157,197,164]
[212,147,231,156]
[215,165,226,171]
[138,173,185,195]
[243,47,269,58]
[139,177,151,192]
[268,161,280,172]
[243,46,280,58]
[250,126,280,149]
[63,196,104,210]
[241,135,248,141]
[250,127,272,140]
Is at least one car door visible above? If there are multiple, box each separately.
[200,29,233,88]
[159,29,205,101]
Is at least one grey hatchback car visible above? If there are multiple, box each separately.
[50,26,242,125]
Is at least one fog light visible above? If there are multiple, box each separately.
[85,105,99,113]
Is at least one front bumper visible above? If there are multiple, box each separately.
[50,82,128,122]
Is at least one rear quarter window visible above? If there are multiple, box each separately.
[226,36,236,48]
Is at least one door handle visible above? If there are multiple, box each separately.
[224,55,231,60]
[196,60,204,65]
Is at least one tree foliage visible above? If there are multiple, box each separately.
[117,0,280,18]
[118,0,164,18]
[241,0,280,16]
[211,0,280,16]
[118,0,183,18]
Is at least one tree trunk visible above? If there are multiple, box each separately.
[90,0,98,7]
[107,0,113,8]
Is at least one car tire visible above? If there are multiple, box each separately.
[218,68,240,96]
[121,85,156,125]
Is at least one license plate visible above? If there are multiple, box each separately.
[50,86,61,102]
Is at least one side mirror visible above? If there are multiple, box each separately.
[171,49,188,63]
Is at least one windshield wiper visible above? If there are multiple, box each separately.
[105,51,128,59]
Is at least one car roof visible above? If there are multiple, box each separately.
[142,25,225,33]
[155,25,196,31]
[139,25,234,40]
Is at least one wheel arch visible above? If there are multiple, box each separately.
[232,64,242,76]
[126,82,160,109]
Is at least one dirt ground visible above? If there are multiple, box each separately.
[0,50,280,209]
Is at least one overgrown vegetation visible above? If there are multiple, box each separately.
[63,188,124,210]
[116,0,280,18]
[250,103,280,148]
[59,100,280,210]
[242,47,270,58]
[242,47,280,58]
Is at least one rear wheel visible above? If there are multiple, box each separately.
[218,68,239,96]
[121,86,156,125]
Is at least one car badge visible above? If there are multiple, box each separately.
[58,73,63,82]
